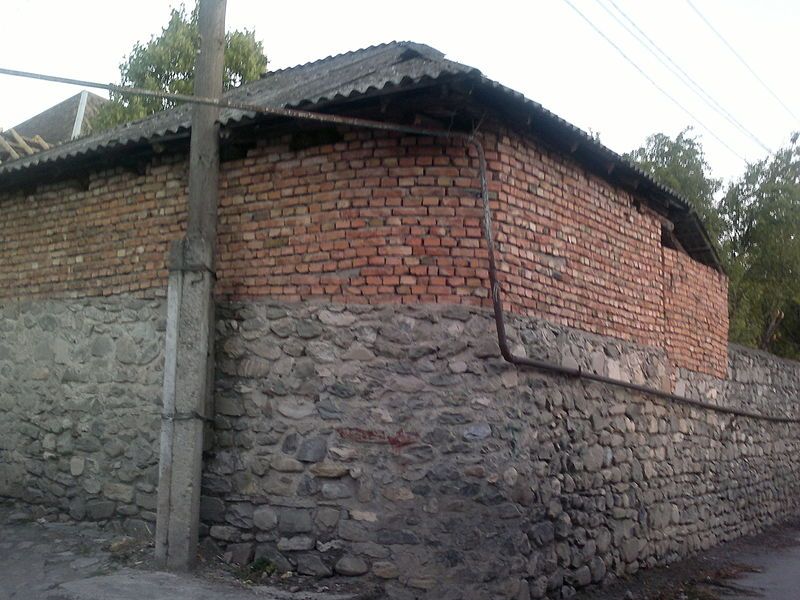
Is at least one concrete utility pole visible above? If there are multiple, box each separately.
[155,0,226,571]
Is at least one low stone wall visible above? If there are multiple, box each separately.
[2,297,799,599]
[0,297,165,536]
[207,300,800,599]
[676,344,800,419]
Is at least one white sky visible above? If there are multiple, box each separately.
[1,0,798,184]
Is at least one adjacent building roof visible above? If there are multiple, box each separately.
[11,90,107,146]
[0,42,722,271]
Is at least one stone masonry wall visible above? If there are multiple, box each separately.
[205,299,800,600]
[0,125,727,376]
[676,344,800,420]
[0,297,165,536]
[1,295,798,598]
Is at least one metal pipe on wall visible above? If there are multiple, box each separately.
[1,67,798,424]
[473,140,800,424]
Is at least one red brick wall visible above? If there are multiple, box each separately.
[490,131,665,349]
[0,126,728,376]
[216,132,487,304]
[0,158,185,298]
[662,247,729,377]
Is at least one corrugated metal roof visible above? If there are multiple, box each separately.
[0,42,470,176]
[0,40,721,270]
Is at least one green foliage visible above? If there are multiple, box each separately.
[719,134,800,356]
[626,128,723,242]
[94,4,266,130]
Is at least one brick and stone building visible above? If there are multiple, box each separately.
[1,42,798,599]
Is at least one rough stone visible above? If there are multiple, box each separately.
[224,542,254,566]
[462,423,492,441]
[225,503,253,529]
[277,508,312,534]
[372,561,400,579]
[296,554,332,577]
[253,507,278,531]
[296,437,328,463]
[270,455,304,473]
[69,457,85,477]
[334,555,369,576]
[276,398,315,420]
[209,526,240,542]
[277,536,315,552]
[200,496,226,523]
[309,462,349,478]
[338,520,371,543]
[567,566,592,588]
[583,445,605,472]
[318,310,357,327]
[321,482,351,500]
[382,483,414,500]
[254,544,292,574]
[6,298,800,600]
[342,343,375,361]
[90,336,114,357]
[102,484,134,503]
[350,510,378,523]
[315,507,340,529]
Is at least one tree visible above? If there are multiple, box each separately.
[719,133,800,356]
[626,128,723,242]
[94,4,267,130]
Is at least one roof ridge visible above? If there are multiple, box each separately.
[261,41,439,78]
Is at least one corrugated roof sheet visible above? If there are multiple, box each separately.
[0,41,721,270]
[0,42,468,176]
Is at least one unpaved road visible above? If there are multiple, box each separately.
[2,500,799,600]
[0,503,364,600]
[578,520,800,600]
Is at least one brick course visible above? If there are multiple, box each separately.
[0,157,185,299]
[0,126,729,376]
[663,247,729,377]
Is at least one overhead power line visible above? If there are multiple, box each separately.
[596,0,772,154]
[559,0,748,162]
[686,0,798,123]
[0,67,471,140]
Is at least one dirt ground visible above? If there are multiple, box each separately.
[0,500,375,600]
[577,519,800,600]
[2,499,799,600]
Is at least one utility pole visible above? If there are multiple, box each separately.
[155,0,226,571]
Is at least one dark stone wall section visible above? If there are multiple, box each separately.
[1,297,798,598]
[206,300,800,599]
[0,297,165,537]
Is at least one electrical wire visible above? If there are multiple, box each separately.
[686,0,799,123]
[560,0,748,162]
[597,0,772,154]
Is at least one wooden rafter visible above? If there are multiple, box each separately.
[0,135,20,161]
[9,129,35,155]
[0,129,52,164]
